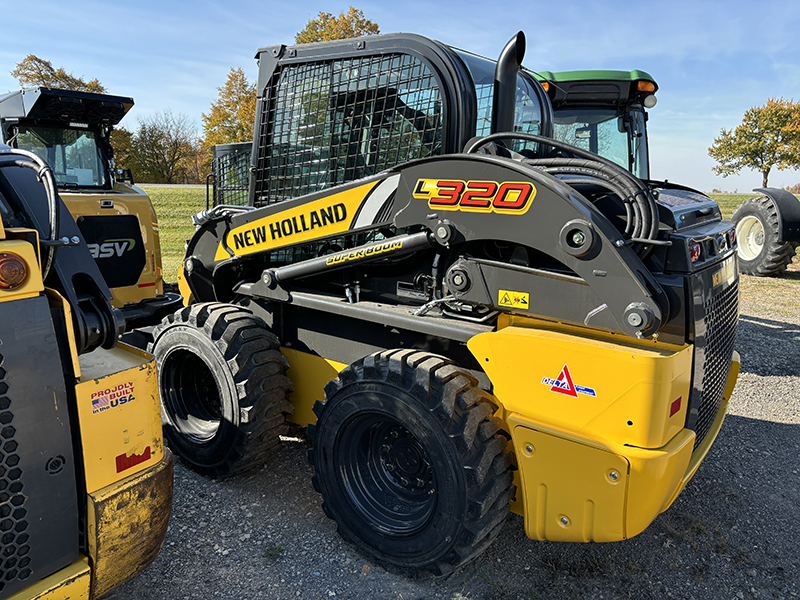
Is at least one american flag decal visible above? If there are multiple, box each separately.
[92,395,110,414]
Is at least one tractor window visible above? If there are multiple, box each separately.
[552,107,649,179]
[254,53,443,207]
[453,50,544,154]
[15,125,109,188]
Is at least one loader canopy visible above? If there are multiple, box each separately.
[16,123,111,188]
[252,33,552,207]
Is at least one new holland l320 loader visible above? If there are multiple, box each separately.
[152,32,741,573]
[0,145,172,599]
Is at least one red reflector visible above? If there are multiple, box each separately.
[138,282,156,288]
[689,242,702,263]
[670,397,682,417]
[116,446,151,473]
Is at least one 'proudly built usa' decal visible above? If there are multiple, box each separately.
[542,364,597,398]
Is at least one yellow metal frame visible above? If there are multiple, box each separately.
[87,451,173,598]
[281,347,347,426]
[60,183,165,308]
[75,344,165,493]
[468,316,741,542]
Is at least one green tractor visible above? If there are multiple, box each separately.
[534,69,658,180]
[533,70,800,276]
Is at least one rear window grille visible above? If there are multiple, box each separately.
[694,278,739,449]
[211,143,251,207]
[253,53,443,207]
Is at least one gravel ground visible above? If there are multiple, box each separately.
[108,271,800,600]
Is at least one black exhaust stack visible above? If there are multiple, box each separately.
[491,31,526,146]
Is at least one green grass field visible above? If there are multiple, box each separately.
[141,186,206,280]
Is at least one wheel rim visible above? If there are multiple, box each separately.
[736,215,765,261]
[161,348,222,443]
[336,413,437,537]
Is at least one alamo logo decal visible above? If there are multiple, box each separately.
[541,364,597,398]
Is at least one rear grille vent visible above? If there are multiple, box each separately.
[0,353,33,593]
[694,278,739,449]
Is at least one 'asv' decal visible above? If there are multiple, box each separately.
[541,364,597,398]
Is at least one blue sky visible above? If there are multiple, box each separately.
[2,0,799,192]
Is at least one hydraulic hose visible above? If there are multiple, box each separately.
[464,132,661,255]
[0,147,59,278]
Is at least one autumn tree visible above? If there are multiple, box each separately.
[708,98,800,187]
[11,55,105,93]
[202,68,257,148]
[131,111,200,184]
[110,127,134,168]
[295,6,380,44]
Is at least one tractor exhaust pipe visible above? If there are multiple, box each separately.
[491,31,526,145]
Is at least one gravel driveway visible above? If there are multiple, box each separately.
[108,272,800,600]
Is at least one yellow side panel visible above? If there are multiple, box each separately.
[508,413,696,542]
[281,347,347,426]
[60,184,164,308]
[87,451,173,598]
[75,344,164,493]
[4,558,90,600]
[511,423,629,542]
[468,322,693,450]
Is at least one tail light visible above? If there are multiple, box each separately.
[0,253,28,289]
[689,241,702,263]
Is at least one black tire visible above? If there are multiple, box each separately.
[150,302,293,476]
[732,197,797,276]
[308,349,515,574]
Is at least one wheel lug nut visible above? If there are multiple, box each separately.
[381,444,391,452]
[416,478,425,488]
[400,477,409,487]
[386,463,395,472]
[391,430,399,438]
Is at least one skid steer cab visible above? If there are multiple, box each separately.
[0,146,172,600]
[153,31,740,574]
[0,87,183,330]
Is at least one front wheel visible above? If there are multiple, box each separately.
[150,303,293,476]
[308,349,515,574]
[732,197,797,276]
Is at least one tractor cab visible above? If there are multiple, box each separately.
[534,70,657,179]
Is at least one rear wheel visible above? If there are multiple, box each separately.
[150,303,293,476]
[308,349,515,574]
[733,197,796,276]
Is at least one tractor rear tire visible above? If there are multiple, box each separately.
[150,302,293,476]
[308,349,515,575]
[732,196,797,276]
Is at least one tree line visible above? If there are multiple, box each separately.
[8,8,378,184]
[11,9,798,189]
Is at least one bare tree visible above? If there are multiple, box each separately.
[131,111,200,183]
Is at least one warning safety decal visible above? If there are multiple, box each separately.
[498,289,529,309]
[541,364,597,398]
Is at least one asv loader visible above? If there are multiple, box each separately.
[153,32,740,573]
[0,145,172,599]
[0,87,183,328]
